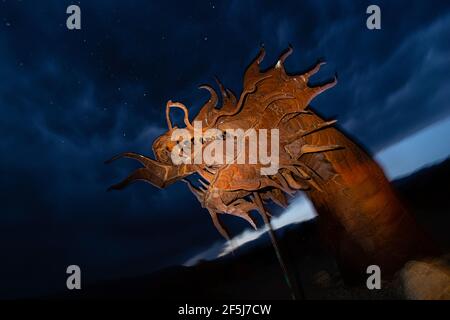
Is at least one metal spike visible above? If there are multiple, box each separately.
[104,152,154,168]
[277,45,293,66]
[308,76,338,98]
[182,179,205,202]
[304,60,326,81]
[298,144,343,159]
[214,76,228,100]
[255,44,266,65]
[307,177,323,193]
[198,84,219,109]
[236,211,258,230]
[267,189,289,209]
[107,168,153,191]
[226,89,237,106]
[301,120,337,137]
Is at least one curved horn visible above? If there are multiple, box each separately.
[165,100,194,131]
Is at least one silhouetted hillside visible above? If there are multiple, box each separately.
[394,158,450,251]
[53,159,450,300]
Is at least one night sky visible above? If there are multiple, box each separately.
[1,0,450,298]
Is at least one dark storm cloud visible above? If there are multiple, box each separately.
[0,0,449,297]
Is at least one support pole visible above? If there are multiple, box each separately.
[253,192,304,300]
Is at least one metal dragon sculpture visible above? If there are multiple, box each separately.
[107,46,435,285]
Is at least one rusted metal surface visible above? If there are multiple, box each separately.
[107,47,435,279]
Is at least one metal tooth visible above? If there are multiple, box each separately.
[230,203,258,229]
[208,209,230,240]
[265,189,288,209]
[182,179,205,202]
[275,173,295,195]
[198,179,209,189]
